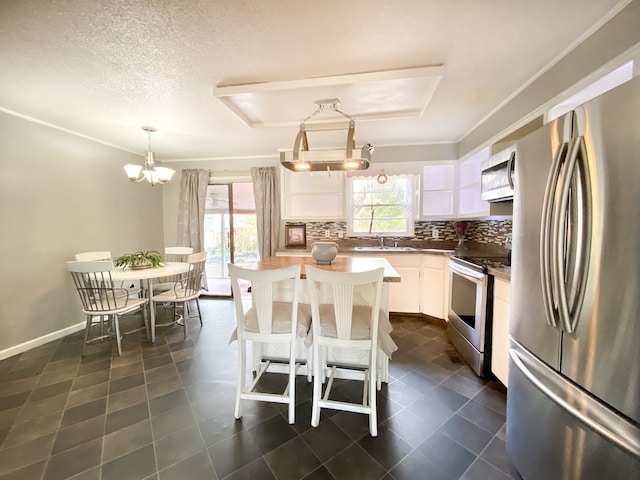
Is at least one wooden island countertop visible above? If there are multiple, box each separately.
[240,255,401,283]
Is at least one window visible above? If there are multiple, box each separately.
[204,182,258,296]
[347,174,418,236]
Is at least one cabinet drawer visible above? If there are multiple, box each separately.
[422,254,446,270]
[494,277,510,301]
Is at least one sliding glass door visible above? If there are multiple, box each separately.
[204,182,257,296]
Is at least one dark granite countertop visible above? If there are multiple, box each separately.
[275,246,454,256]
[488,265,511,281]
[275,241,512,280]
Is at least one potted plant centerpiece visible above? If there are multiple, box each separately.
[113,250,164,269]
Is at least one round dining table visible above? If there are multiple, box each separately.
[111,262,190,343]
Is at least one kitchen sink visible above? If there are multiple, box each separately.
[353,246,418,252]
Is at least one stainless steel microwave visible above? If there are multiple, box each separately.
[481,147,515,202]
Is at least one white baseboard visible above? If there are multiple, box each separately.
[0,322,86,361]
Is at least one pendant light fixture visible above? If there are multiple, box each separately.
[124,126,175,186]
[281,99,374,172]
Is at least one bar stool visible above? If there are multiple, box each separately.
[305,266,385,437]
[229,263,311,424]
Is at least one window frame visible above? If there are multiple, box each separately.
[346,174,419,237]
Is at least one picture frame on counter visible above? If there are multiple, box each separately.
[285,223,306,247]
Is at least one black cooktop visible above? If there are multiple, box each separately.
[451,255,511,273]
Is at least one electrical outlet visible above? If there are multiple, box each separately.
[337,230,344,239]
[324,229,331,238]
[432,228,440,239]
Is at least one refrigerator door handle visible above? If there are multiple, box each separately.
[540,141,568,327]
[555,136,592,333]
[566,136,592,332]
[509,345,640,459]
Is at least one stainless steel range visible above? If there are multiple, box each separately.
[447,255,509,377]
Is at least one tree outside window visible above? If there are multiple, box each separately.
[347,174,418,236]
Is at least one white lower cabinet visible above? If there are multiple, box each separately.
[420,254,448,319]
[491,277,511,386]
[385,255,421,313]
[385,253,449,319]
[276,251,449,318]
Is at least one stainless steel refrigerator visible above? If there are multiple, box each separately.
[507,75,640,479]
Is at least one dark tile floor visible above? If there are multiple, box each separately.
[0,299,521,480]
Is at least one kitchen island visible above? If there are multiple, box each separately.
[243,255,401,282]
[238,255,400,383]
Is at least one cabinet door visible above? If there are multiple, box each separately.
[282,168,344,219]
[284,194,343,218]
[423,164,456,190]
[422,191,455,217]
[386,255,420,313]
[458,154,490,218]
[420,255,446,319]
[491,277,511,386]
[422,163,456,218]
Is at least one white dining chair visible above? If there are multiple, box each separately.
[305,266,385,437]
[228,263,311,424]
[67,260,148,356]
[151,251,206,339]
[75,251,144,297]
[153,246,194,292]
[74,251,112,261]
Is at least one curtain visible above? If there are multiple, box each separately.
[251,167,280,259]
[177,168,210,288]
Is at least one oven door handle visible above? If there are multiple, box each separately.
[449,261,485,281]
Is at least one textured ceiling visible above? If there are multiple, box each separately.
[0,0,626,161]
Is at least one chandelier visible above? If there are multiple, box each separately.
[124,126,175,186]
[281,99,374,172]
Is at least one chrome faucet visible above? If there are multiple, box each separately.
[376,234,385,248]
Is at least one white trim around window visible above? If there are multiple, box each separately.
[347,174,419,237]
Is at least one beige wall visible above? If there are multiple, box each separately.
[0,112,165,355]
[459,0,640,157]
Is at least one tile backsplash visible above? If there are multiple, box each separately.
[296,219,512,247]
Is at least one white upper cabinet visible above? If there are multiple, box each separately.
[420,150,495,220]
[457,150,490,218]
[281,168,344,219]
[421,162,456,218]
